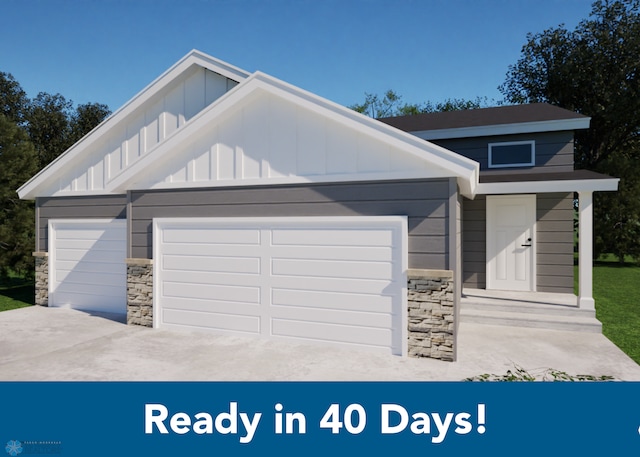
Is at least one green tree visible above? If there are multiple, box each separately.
[0,72,28,124]
[25,92,74,168]
[500,0,640,262]
[350,90,407,118]
[0,115,39,278]
[70,102,111,144]
[24,94,111,169]
[0,72,111,276]
[592,143,640,261]
[350,90,490,118]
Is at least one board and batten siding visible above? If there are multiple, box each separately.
[462,192,574,293]
[130,178,455,270]
[134,91,452,191]
[36,195,127,252]
[433,131,574,173]
[48,68,238,196]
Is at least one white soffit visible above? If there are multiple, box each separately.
[17,50,251,200]
[477,177,619,194]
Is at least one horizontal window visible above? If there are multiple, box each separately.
[488,141,535,168]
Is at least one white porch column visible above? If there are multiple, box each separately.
[578,191,595,310]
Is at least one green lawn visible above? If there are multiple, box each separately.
[0,276,34,311]
[575,259,640,365]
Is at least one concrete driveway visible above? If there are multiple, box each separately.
[1,306,639,381]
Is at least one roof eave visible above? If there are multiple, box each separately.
[477,177,619,195]
[410,117,591,141]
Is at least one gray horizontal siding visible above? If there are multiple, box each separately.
[130,179,454,270]
[462,192,574,293]
[36,195,127,251]
[433,131,574,173]
[462,195,486,289]
[536,192,574,293]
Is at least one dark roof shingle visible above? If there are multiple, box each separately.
[378,103,589,132]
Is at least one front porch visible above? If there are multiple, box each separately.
[460,288,602,333]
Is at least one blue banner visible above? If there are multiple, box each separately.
[1,382,639,455]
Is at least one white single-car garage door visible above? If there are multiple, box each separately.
[48,219,127,314]
[154,217,407,355]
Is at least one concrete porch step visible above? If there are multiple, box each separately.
[460,290,602,333]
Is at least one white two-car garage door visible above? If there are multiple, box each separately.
[154,217,407,355]
[48,219,126,314]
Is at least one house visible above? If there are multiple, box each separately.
[17,50,618,362]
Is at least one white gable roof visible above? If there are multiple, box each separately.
[18,51,478,199]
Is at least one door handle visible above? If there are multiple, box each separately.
[521,237,532,247]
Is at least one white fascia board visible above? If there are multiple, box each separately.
[17,50,250,200]
[111,71,479,197]
[411,117,591,141]
[477,177,619,195]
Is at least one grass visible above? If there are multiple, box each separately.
[0,275,34,311]
[575,257,640,365]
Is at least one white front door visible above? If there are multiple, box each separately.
[486,195,536,291]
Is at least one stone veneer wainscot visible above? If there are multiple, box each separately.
[33,252,49,306]
[407,269,455,361]
[126,258,153,327]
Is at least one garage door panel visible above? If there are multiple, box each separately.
[55,228,124,241]
[272,319,392,348]
[162,254,261,274]
[54,291,123,308]
[155,217,407,355]
[55,281,124,297]
[55,239,125,251]
[162,228,260,245]
[270,276,393,295]
[272,288,394,313]
[272,258,393,280]
[54,269,125,287]
[54,248,125,263]
[162,281,261,304]
[161,297,260,316]
[55,259,124,274]
[49,219,126,314]
[162,309,260,334]
[272,245,393,262]
[271,305,393,329]
[271,229,393,247]
[161,270,260,288]
[160,243,261,258]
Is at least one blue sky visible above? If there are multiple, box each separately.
[2,0,594,113]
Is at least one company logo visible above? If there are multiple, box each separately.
[4,441,22,457]
[4,441,61,455]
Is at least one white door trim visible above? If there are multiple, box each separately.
[486,195,536,291]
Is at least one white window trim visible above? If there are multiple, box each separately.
[488,140,535,169]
